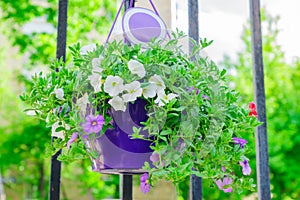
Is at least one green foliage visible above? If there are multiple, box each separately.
[222,11,300,199]
[0,118,50,199]
[61,161,119,199]
[0,120,50,167]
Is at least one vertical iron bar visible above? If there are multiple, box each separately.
[120,1,134,200]
[188,0,202,199]
[190,175,202,200]
[120,175,133,200]
[188,0,199,44]
[49,149,62,200]
[49,0,68,199]
[56,0,68,62]
[249,0,271,200]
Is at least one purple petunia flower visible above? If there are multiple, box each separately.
[150,153,160,163]
[221,166,226,172]
[240,159,251,175]
[140,173,151,194]
[83,114,105,134]
[150,153,165,167]
[201,94,210,100]
[186,86,195,92]
[67,132,79,149]
[140,181,151,194]
[58,106,63,114]
[140,173,149,182]
[82,134,89,140]
[186,86,200,95]
[232,137,248,148]
[215,176,233,193]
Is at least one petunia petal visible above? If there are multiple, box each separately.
[67,132,79,149]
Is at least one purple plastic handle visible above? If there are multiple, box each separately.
[105,0,126,44]
[106,0,170,44]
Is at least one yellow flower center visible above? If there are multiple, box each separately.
[92,121,97,126]
[130,89,135,93]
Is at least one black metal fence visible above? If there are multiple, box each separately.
[50,0,271,199]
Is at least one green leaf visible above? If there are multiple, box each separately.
[55,127,65,132]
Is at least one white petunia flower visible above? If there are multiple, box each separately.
[92,58,101,68]
[54,88,65,100]
[128,60,146,78]
[104,75,124,96]
[154,90,178,106]
[142,83,157,98]
[88,73,102,93]
[51,121,70,139]
[92,55,104,68]
[80,44,96,55]
[122,81,142,102]
[149,75,166,92]
[92,66,103,74]
[76,93,89,116]
[108,96,126,112]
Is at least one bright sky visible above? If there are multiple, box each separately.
[174,0,300,63]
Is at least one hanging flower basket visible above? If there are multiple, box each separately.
[22,33,260,193]
[21,3,260,194]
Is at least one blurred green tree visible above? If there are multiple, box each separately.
[0,0,119,199]
[221,11,300,199]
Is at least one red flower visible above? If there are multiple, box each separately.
[248,102,258,118]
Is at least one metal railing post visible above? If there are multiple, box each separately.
[249,0,271,199]
[49,0,68,199]
[188,0,202,199]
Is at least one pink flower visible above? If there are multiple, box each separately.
[215,176,233,193]
[240,159,251,175]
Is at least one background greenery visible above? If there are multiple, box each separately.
[0,0,299,199]
[0,0,119,199]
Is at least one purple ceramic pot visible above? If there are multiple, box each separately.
[84,98,153,174]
